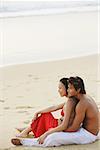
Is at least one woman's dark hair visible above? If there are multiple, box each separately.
[68,76,86,94]
[60,78,69,94]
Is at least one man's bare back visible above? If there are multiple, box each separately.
[80,95,99,135]
[66,83,99,135]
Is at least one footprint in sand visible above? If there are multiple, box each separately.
[96,80,100,83]
[4,107,10,110]
[28,74,40,80]
[17,110,28,113]
[28,74,33,78]
[23,120,30,124]
[0,99,5,103]
[16,96,24,98]
[33,77,40,80]
[16,106,34,109]
[7,85,12,88]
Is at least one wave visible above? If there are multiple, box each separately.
[0,0,99,18]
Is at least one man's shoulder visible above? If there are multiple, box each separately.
[66,98,78,108]
[75,100,87,112]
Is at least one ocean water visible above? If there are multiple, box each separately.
[0,0,100,67]
[0,0,99,17]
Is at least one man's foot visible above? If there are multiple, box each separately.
[11,138,22,146]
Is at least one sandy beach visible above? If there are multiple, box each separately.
[0,54,100,150]
[0,1,100,149]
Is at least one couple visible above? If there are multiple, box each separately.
[11,76,99,147]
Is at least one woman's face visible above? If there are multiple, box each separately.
[58,82,67,97]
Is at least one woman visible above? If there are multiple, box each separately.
[12,78,78,145]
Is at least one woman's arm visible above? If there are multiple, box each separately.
[36,103,65,115]
[38,99,75,144]
[32,103,65,121]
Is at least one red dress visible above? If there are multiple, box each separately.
[31,110,64,137]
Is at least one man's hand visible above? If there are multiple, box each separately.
[38,133,48,144]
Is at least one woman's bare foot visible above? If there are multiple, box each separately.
[16,127,32,138]
[16,126,32,138]
[11,138,22,146]
[16,132,28,138]
[15,127,26,132]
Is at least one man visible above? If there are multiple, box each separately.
[11,76,99,146]
[65,76,99,135]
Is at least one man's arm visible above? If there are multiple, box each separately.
[44,99,75,134]
[65,103,86,132]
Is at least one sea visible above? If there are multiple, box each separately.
[0,0,100,67]
[0,0,99,17]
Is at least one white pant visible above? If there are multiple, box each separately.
[20,128,99,147]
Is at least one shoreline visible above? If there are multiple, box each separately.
[0,6,98,18]
[1,53,99,68]
[1,1,98,18]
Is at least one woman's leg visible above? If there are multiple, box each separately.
[16,112,58,138]
[16,126,32,138]
[31,112,58,137]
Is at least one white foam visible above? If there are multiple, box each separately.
[0,1,99,18]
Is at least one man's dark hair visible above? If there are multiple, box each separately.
[60,78,69,95]
[68,76,86,94]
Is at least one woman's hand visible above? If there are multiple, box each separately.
[38,132,48,144]
[32,112,39,122]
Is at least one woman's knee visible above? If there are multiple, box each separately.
[41,112,51,116]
